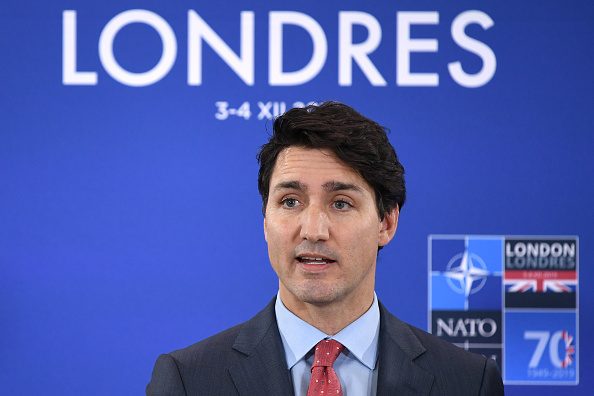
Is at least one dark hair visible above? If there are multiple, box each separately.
[257,101,406,220]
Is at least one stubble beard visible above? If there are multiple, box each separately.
[290,279,347,306]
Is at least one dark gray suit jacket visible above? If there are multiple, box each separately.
[147,297,504,395]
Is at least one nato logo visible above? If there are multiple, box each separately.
[430,236,503,310]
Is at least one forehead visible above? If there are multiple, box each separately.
[270,146,370,190]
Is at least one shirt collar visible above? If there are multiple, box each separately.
[275,292,380,370]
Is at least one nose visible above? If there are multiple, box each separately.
[299,204,330,242]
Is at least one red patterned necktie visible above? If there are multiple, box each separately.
[307,339,345,395]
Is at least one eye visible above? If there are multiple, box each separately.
[333,200,351,210]
[281,198,299,208]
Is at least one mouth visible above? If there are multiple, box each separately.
[296,255,336,265]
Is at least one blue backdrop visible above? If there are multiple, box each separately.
[1,1,592,394]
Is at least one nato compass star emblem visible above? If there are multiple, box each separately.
[430,236,503,311]
[443,250,490,310]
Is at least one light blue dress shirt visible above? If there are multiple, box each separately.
[275,293,380,396]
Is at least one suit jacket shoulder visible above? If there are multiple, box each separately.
[146,298,294,396]
[377,302,504,395]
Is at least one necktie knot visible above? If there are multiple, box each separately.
[311,339,345,370]
[307,339,345,395]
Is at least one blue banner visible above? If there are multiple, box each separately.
[1,1,592,394]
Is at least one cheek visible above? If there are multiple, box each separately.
[267,216,294,237]
[352,219,380,241]
[351,224,380,256]
[265,221,287,253]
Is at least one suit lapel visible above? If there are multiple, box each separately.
[377,302,435,395]
[228,297,294,396]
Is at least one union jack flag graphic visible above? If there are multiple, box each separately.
[504,270,577,293]
[562,331,576,369]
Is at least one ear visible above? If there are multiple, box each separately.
[263,217,268,242]
[378,206,399,247]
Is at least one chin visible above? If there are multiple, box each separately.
[292,284,345,305]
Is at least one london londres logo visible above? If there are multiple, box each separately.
[504,238,577,309]
[429,235,579,385]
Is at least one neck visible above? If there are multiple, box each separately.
[279,289,375,335]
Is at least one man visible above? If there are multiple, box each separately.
[147,102,504,395]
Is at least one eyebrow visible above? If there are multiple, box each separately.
[273,180,304,192]
[322,181,364,194]
[272,180,364,194]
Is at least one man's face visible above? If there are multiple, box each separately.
[264,146,398,310]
